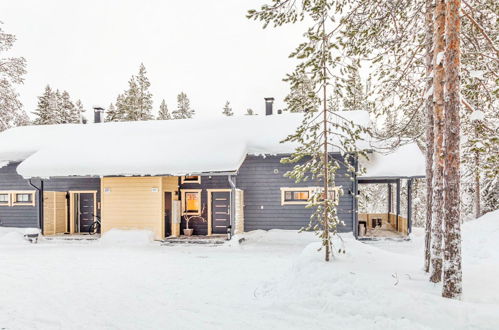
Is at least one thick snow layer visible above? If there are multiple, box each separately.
[0,210,498,329]
[0,111,371,178]
[361,142,425,177]
[99,229,154,245]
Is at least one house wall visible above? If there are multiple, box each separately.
[236,154,355,232]
[180,176,230,235]
[0,162,38,228]
[101,177,163,239]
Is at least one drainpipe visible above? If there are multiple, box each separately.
[28,179,44,234]
[352,155,359,239]
[227,175,236,240]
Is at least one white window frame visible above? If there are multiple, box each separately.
[280,187,340,206]
[0,191,11,206]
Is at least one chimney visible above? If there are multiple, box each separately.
[93,107,104,123]
[264,97,274,116]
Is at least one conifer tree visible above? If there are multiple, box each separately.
[222,101,233,116]
[74,100,86,124]
[157,99,171,120]
[134,63,153,120]
[172,92,194,119]
[58,90,78,123]
[284,72,316,112]
[342,59,365,111]
[249,1,368,262]
[106,101,124,122]
[33,85,56,125]
[0,23,29,131]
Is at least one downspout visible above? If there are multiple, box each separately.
[28,179,44,233]
[352,155,359,239]
[227,175,236,240]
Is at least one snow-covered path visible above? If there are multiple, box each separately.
[0,211,498,330]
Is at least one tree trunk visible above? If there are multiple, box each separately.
[322,17,330,263]
[424,0,435,274]
[442,0,463,299]
[474,129,481,219]
[430,0,446,284]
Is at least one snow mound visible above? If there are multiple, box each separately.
[0,227,31,245]
[99,229,154,246]
[462,209,499,263]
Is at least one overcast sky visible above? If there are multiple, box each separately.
[1,0,305,119]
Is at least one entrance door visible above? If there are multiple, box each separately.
[164,192,172,237]
[78,193,95,233]
[211,192,230,234]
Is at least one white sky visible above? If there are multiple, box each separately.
[1,0,305,119]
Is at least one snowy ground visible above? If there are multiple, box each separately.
[0,210,498,330]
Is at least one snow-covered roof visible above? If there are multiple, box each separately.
[360,142,425,178]
[0,111,371,178]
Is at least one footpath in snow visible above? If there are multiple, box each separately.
[0,210,498,330]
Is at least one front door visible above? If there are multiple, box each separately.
[78,193,95,233]
[164,192,172,237]
[211,192,230,234]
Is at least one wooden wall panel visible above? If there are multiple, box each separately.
[101,177,163,240]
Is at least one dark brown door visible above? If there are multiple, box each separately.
[79,193,94,233]
[212,192,230,234]
[164,192,172,237]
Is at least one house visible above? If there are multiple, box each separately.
[0,101,424,240]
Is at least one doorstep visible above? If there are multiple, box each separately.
[43,234,101,241]
[161,235,227,245]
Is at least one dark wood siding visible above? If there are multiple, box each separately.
[180,176,230,235]
[0,162,101,229]
[236,155,354,232]
[0,162,39,228]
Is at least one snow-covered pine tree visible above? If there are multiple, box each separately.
[74,99,86,124]
[341,59,365,111]
[157,99,171,120]
[245,108,257,116]
[107,94,126,122]
[249,0,368,262]
[0,23,29,131]
[172,92,194,119]
[222,101,233,116]
[58,90,79,124]
[33,85,54,125]
[284,72,317,112]
[134,63,153,120]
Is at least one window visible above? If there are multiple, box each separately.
[12,191,36,206]
[280,187,339,205]
[0,192,10,206]
[181,176,201,184]
[181,189,202,215]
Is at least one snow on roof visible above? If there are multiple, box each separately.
[0,111,371,178]
[360,142,425,178]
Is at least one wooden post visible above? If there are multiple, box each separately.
[396,179,401,230]
[407,178,413,234]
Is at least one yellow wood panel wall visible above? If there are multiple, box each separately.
[358,212,408,235]
[43,191,67,235]
[101,177,163,240]
[235,189,244,235]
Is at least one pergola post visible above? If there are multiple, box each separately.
[396,179,401,230]
[387,183,392,214]
[407,178,413,234]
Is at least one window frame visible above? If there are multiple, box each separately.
[180,189,202,215]
[0,191,11,206]
[11,191,36,207]
[280,187,339,206]
[181,176,201,184]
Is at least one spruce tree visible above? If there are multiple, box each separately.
[134,63,153,120]
[0,23,29,131]
[58,90,78,123]
[222,101,233,116]
[74,100,86,124]
[284,72,316,112]
[157,99,171,120]
[33,85,56,125]
[172,92,194,119]
[342,59,365,111]
[106,100,125,122]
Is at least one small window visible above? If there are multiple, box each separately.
[281,187,338,206]
[0,193,10,206]
[12,191,36,206]
[181,189,202,215]
[284,190,310,202]
[181,176,201,184]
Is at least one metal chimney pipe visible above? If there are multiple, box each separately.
[264,97,274,116]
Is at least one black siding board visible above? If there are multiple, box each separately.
[236,155,354,232]
[180,175,230,235]
[0,162,101,228]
